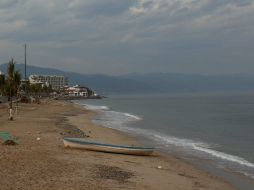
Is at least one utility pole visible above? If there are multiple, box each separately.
[23,44,29,98]
[24,44,27,80]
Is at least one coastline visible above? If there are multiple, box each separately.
[0,100,235,190]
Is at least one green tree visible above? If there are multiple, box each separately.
[6,59,21,119]
[42,84,53,95]
[0,74,5,96]
[30,83,41,95]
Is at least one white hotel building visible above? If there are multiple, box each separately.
[29,75,68,90]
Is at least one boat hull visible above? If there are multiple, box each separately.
[63,138,154,156]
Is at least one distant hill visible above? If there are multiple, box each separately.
[1,63,254,95]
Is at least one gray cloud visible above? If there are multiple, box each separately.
[0,0,254,75]
[0,0,18,9]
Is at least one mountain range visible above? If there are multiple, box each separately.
[1,63,254,95]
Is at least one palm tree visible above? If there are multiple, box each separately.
[14,70,21,94]
[6,59,21,120]
[0,74,5,96]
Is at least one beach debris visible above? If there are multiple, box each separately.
[59,128,88,138]
[36,137,41,141]
[3,139,17,145]
[157,166,162,169]
[95,164,134,184]
[0,131,18,145]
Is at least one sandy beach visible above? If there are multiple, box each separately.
[0,100,235,190]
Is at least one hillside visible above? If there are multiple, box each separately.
[1,63,254,95]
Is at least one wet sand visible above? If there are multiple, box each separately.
[0,100,235,190]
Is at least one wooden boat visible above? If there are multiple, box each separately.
[63,137,154,156]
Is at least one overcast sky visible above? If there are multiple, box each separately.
[0,0,254,75]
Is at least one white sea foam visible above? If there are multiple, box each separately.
[193,144,254,168]
[83,104,110,111]
[103,124,254,171]
[241,172,254,179]
[123,113,142,120]
[101,111,142,124]
[149,133,254,169]
[152,133,206,148]
[82,104,142,129]
[138,131,254,169]
[82,104,142,121]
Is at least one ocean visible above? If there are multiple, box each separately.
[72,93,254,190]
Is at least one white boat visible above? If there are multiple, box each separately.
[63,138,154,156]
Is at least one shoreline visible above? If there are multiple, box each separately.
[0,100,235,189]
[72,100,254,190]
[66,100,237,190]
[76,97,254,190]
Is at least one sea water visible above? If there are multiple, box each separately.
[72,93,254,189]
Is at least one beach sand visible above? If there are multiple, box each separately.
[0,100,235,190]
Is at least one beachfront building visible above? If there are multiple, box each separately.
[29,75,68,90]
[66,85,88,97]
